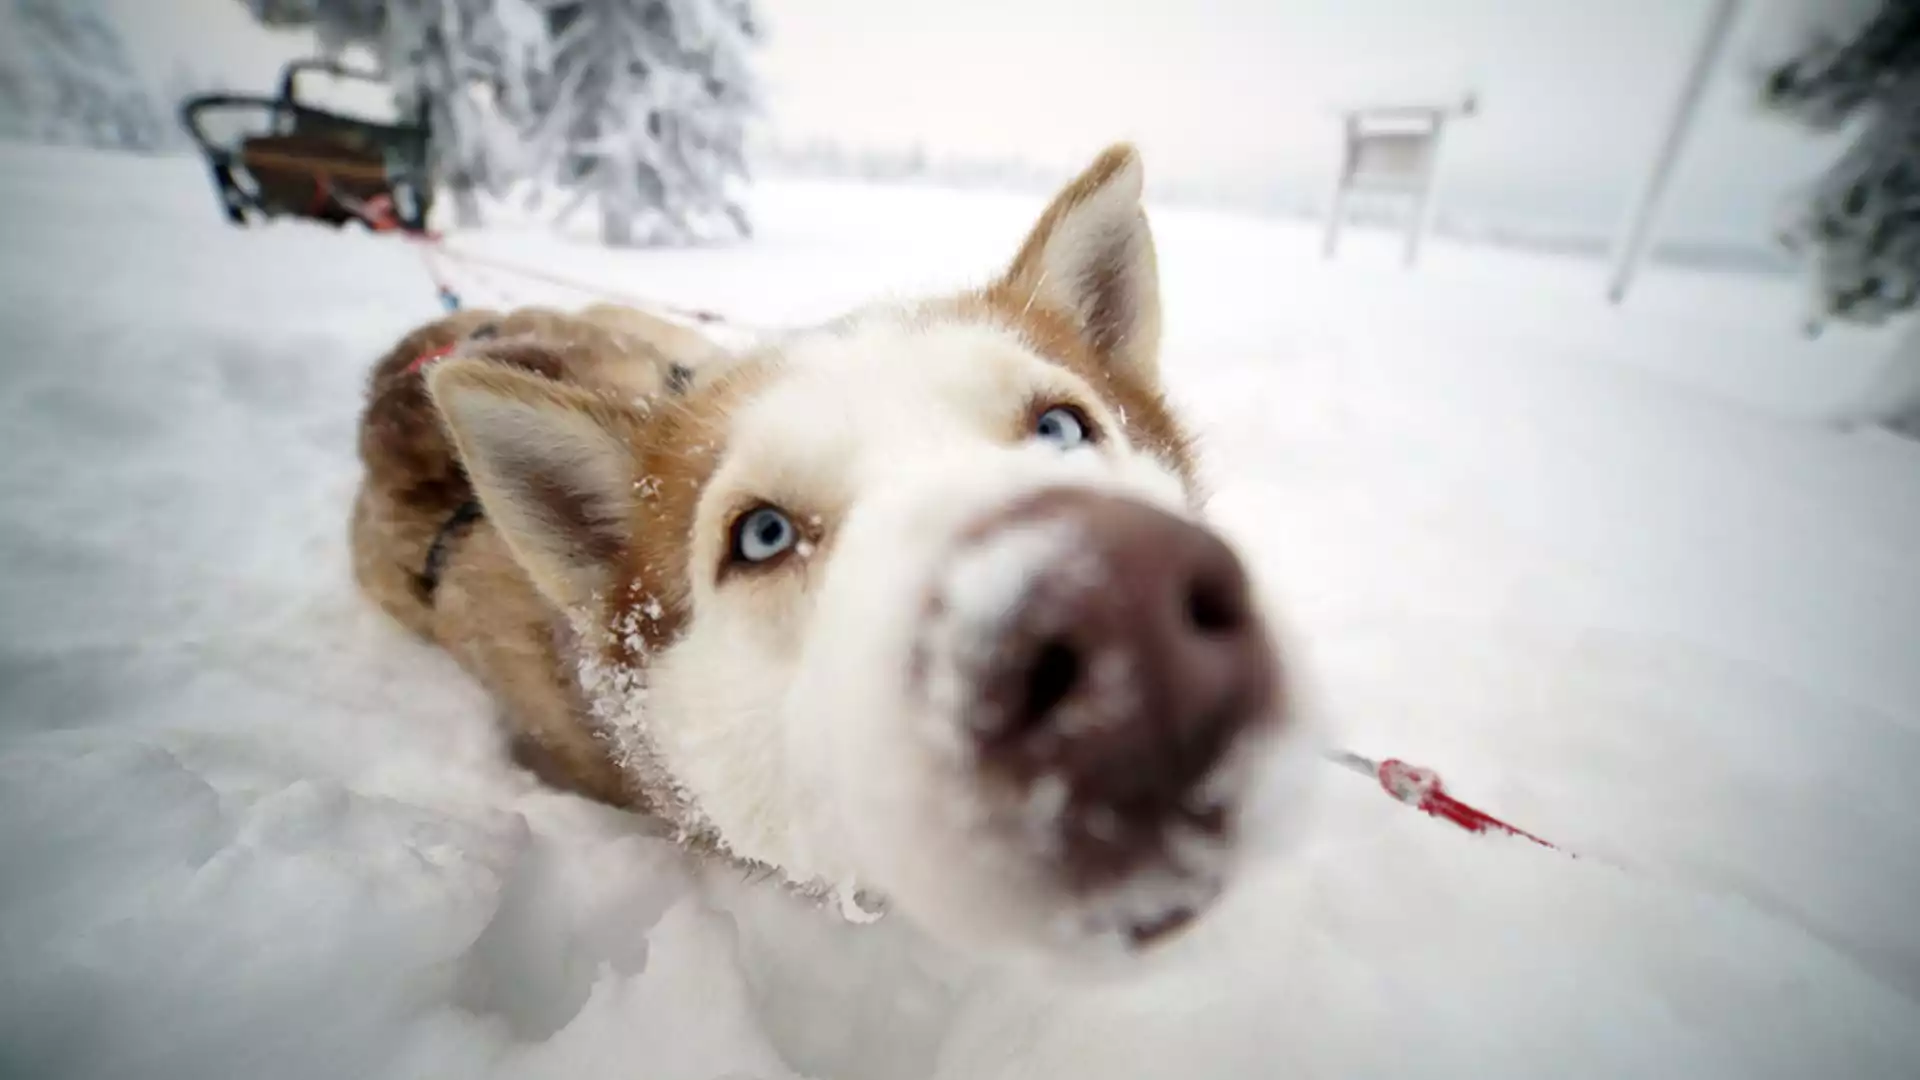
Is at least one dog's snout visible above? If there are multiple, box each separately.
[989,494,1260,747]
[952,488,1282,890]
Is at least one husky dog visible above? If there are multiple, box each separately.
[351,145,1305,962]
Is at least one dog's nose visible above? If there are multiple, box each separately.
[952,488,1282,889]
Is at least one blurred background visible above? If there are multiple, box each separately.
[1,0,1904,412]
[0,3,1875,259]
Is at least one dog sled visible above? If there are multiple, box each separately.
[179,58,435,233]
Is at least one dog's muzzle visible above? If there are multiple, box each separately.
[915,487,1286,945]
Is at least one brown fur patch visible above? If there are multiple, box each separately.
[353,307,681,638]
[390,340,770,824]
[352,304,724,809]
[1001,144,1162,379]
[358,307,509,518]
[580,303,733,377]
[1002,143,1141,290]
[600,363,772,670]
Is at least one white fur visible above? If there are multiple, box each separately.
[630,310,1301,962]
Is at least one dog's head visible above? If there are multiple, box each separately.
[428,145,1308,963]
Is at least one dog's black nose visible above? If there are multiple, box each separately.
[952,488,1282,890]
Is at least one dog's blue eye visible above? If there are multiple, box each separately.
[733,506,797,564]
[1033,405,1092,448]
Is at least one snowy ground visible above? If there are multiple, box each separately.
[2,141,1918,1079]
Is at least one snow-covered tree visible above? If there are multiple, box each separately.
[383,0,551,225]
[1762,0,1920,325]
[237,0,759,244]
[0,0,169,152]
[242,0,389,55]
[532,0,760,246]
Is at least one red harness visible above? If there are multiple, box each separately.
[405,341,459,375]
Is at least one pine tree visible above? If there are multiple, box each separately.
[236,0,759,245]
[1762,0,1920,326]
[533,0,759,246]
[0,0,169,152]
[383,0,551,226]
[242,0,388,54]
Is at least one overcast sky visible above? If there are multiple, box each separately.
[754,0,1862,240]
[130,0,1865,243]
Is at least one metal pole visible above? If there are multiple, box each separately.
[1605,0,1744,304]
[1406,114,1447,267]
[1323,117,1356,259]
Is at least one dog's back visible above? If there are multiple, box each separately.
[352,309,498,637]
[352,306,697,630]
[350,304,705,802]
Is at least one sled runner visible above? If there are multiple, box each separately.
[180,59,435,233]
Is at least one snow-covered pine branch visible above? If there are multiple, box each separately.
[243,0,389,55]
[383,0,554,226]
[0,0,170,153]
[1762,0,1920,325]
[532,0,760,245]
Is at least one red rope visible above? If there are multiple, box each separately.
[1329,750,1568,854]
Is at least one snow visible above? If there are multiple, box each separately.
[923,517,1079,736]
[2,140,1918,1078]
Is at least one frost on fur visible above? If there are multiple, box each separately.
[918,518,1082,746]
[572,599,705,848]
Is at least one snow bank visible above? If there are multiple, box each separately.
[2,142,1917,1079]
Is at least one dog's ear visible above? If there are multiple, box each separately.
[1001,143,1161,382]
[427,357,644,613]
